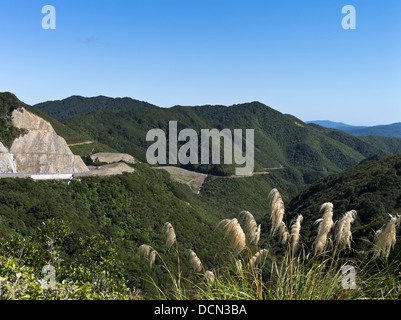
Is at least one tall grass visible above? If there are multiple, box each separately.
[216,218,246,255]
[136,189,401,300]
[334,210,357,252]
[372,214,400,259]
[312,202,334,254]
[290,215,303,257]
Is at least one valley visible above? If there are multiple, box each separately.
[3,0,400,304]
[1,92,401,300]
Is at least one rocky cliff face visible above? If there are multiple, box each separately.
[0,141,17,173]
[0,106,88,174]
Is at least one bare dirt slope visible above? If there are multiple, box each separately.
[90,152,136,165]
[154,166,207,193]
[77,163,134,177]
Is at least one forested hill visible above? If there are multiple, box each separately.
[34,95,158,121]
[0,162,228,291]
[61,99,401,188]
[2,92,401,298]
[7,91,401,201]
[286,153,401,251]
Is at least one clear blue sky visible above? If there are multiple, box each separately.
[0,0,400,125]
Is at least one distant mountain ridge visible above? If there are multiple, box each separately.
[306,120,367,130]
[307,120,401,138]
[26,94,401,194]
[346,123,401,138]
[57,99,401,189]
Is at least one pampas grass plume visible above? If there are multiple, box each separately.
[373,214,400,259]
[248,249,269,268]
[187,249,203,273]
[278,221,289,245]
[238,210,261,245]
[217,218,246,255]
[268,188,286,236]
[162,222,176,249]
[290,214,303,255]
[137,244,157,268]
[312,202,334,254]
[204,270,215,285]
[137,244,152,258]
[149,250,157,268]
[334,210,357,251]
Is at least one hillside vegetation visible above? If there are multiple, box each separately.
[60,100,401,190]
[308,124,401,155]
[287,153,401,254]
[346,123,401,138]
[0,92,28,148]
[34,95,158,122]
[2,93,401,300]
[1,158,400,299]
[0,161,231,296]
[308,120,401,139]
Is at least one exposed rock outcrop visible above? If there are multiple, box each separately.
[0,141,17,173]
[0,107,88,174]
[90,152,136,165]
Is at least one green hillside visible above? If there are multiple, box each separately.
[62,101,401,189]
[0,161,228,294]
[63,106,212,169]
[34,95,158,122]
[358,135,401,155]
[308,123,401,156]
[190,102,398,179]
[0,92,28,148]
[345,123,401,138]
[286,153,401,254]
[2,93,401,299]
[198,170,299,220]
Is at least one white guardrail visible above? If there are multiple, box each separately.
[0,173,74,180]
[30,173,73,180]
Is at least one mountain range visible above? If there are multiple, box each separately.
[2,92,401,292]
[33,94,401,218]
[307,120,401,138]
[32,96,401,190]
